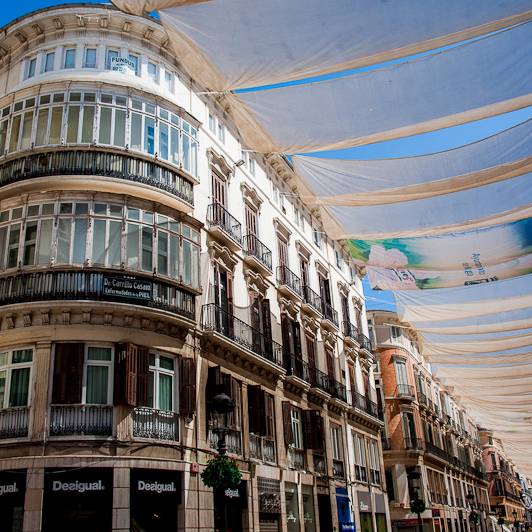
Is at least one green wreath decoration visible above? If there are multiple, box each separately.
[201,455,241,490]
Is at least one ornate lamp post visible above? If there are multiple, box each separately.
[467,492,480,531]
[408,470,426,532]
[498,506,506,532]
[211,391,235,532]
[513,510,520,532]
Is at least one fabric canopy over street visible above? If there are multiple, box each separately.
[112,0,532,91]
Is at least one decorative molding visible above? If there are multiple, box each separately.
[41,311,50,326]
[208,147,233,180]
[23,313,32,327]
[278,296,299,321]
[244,268,269,295]
[273,218,291,241]
[240,182,263,212]
[321,329,337,350]
[301,314,320,336]
[337,280,349,297]
[5,314,15,329]
[295,240,311,260]
[62,311,70,325]
[314,259,329,277]
[207,240,238,271]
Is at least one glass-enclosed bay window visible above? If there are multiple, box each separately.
[0,348,33,408]
[147,353,175,412]
[84,346,113,405]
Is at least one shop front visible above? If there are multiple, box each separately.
[358,491,374,532]
[130,469,181,531]
[336,487,355,532]
[0,469,26,532]
[42,468,113,532]
[258,477,281,532]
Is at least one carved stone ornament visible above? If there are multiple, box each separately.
[295,240,311,260]
[208,147,232,180]
[244,268,269,295]
[278,296,299,321]
[301,314,320,335]
[208,241,238,271]
[321,329,337,350]
[314,259,329,277]
[345,346,358,360]
[337,280,349,297]
[273,218,291,241]
[240,182,263,212]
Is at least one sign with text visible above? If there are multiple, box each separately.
[103,276,152,301]
[110,56,136,75]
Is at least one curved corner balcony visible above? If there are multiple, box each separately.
[0,148,194,210]
[0,269,195,321]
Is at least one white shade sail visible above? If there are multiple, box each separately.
[293,120,531,206]
[112,0,532,92]
[235,23,532,153]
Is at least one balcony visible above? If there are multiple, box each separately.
[331,380,348,403]
[0,407,29,439]
[404,437,425,451]
[276,265,302,300]
[201,303,283,368]
[313,453,327,475]
[132,407,179,441]
[342,321,359,345]
[425,441,452,462]
[301,285,323,317]
[308,366,333,396]
[284,354,310,384]
[206,203,242,249]
[208,429,242,455]
[371,469,382,485]
[321,301,339,328]
[381,437,391,451]
[242,234,272,274]
[49,405,113,436]
[333,459,345,478]
[0,270,196,321]
[358,333,373,352]
[0,148,195,209]
[351,391,379,419]
[418,391,428,407]
[396,384,416,400]
[249,433,276,464]
[287,447,305,470]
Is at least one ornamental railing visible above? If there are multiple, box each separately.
[321,301,339,326]
[396,384,415,399]
[404,437,425,451]
[201,303,283,367]
[302,285,322,314]
[0,406,29,439]
[284,354,310,383]
[313,453,327,475]
[276,265,302,297]
[243,234,272,271]
[333,459,345,478]
[208,429,242,455]
[287,447,305,470]
[132,407,179,441]
[351,391,379,419]
[49,405,113,436]
[342,320,358,340]
[358,332,373,351]
[206,203,242,245]
[308,366,333,395]
[250,433,276,464]
[0,270,195,320]
[0,148,194,205]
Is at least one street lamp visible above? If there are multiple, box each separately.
[467,492,480,531]
[211,391,235,532]
[408,470,425,532]
[498,506,506,532]
[513,510,520,532]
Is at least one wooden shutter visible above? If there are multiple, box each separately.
[52,343,84,404]
[281,314,292,356]
[303,410,324,450]
[292,321,302,358]
[114,343,136,406]
[136,347,150,407]
[248,385,266,435]
[250,295,262,354]
[179,357,196,416]
[207,365,222,430]
[261,299,273,358]
[227,270,234,337]
[264,394,275,438]
[231,377,241,430]
[282,402,294,445]
[326,348,335,379]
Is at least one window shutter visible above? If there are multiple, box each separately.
[179,357,196,416]
[312,411,324,451]
[114,343,126,405]
[281,314,292,363]
[248,385,266,436]
[52,343,84,404]
[292,321,302,357]
[136,347,150,407]
[250,295,261,354]
[261,299,273,358]
[303,410,313,450]
[114,343,140,406]
[264,394,275,438]
[231,377,241,431]
[282,402,294,446]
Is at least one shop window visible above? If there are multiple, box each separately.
[302,485,316,532]
[63,48,76,69]
[285,483,300,532]
[43,51,55,73]
[0,348,33,408]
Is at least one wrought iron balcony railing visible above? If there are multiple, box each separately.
[0,148,194,205]
[321,301,339,326]
[358,332,372,351]
[249,433,276,464]
[132,407,179,441]
[276,265,302,297]
[243,234,272,271]
[308,366,333,395]
[0,270,195,320]
[206,203,242,245]
[302,285,322,314]
[418,391,428,406]
[313,453,327,475]
[49,405,113,436]
[333,459,345,478]
[201,303,283,367]
[342,320,358,340]
[0,406,29,439]
[351,390,379,419]
[284,354,310,383]
[425,441,452,462]
[287,447,305,470]
[208,429,242,455]
[331,380,348,402]
[396,384,415,399]
[404,437,425,451]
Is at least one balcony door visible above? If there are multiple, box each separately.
[213,263,233,336]
[245,204,258,236]
[319,275,332,311]
[300,258,309,288]
[402,412,418,447]
[250,295,273,359]
[212,170,226,207]
[340,294,350,330]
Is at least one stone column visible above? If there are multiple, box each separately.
[112,466,130,532]
[29,341,52,441]
[23,467,43,532]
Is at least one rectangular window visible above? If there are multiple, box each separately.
[20,111,34,150]
[92,219,106,264]
[23,222,38,266]
[147,353,175,411]
[0,227,6,269]
[128,54,140,76]
[249,157,256,176]
[159,122,169,160]
[0,348,33,408]
[395,360,409,385]
[84,346,112,405]
[9,114,21,152]
[126,223,140,269]
[106,49,119,70]
[313,227,321,248]
[114,109,126,147]
[37,219,53,265]
[217,122,225,143]
[391,325,401,339]
[130,113,142,151]
[81,105,95,143]
[7,224,21,268]
[144,116,155,154]
[99,107,112,144]
[84,48,97,68]
[49,107,63,144]
[0,119,8,154]
[164,71,173,92]
[26,58,37,79]
[43,52,55,73]
[331,425,342,460]
[141,227,153,272]
[147,62,158,82]
[290,408,303,449]
[63,48,76,69]
[208,112,216,133]
[66,105,80,143]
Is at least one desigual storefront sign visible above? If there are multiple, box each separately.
[42,468,113,532]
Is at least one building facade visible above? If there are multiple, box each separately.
[479,429,527,528]
[368,310,490,532]
[0,4,389,531]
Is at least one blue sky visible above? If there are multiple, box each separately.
[3,1,530,313]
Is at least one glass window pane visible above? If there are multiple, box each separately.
[170,235,179,279]
[7,224,21,268]
[9,114,21,152]
[0,227,7,269]
[64,49,76,69]
[99,107,112,144]
[191,244,199,289]
[23,222,38,266]
[106,49,119,70]
[148,62,157,81]
[66,105,80,143]
[92,219,106,264]
[57,219,72,263]
[9,368,30,407]
[170,127,179,165]
[108,220,122,266]
[130,113,142,151]
[159,356,173,371]
[37,219,53,265]
[35,108,49,146]
[141,227,153,272]
[159,373,173,411]
[157,232,168,275]
[0,370,5,407]
[128,54,139,76]
[49,107,63,144]
[126,223,139,269]
[12,349,32,363]
[84,48,96,68]
[94,203,106,215]
[114,109,126,147]
[72,218,87,264]
[44,52,55,72]
[86,366,108,404]
[20,111,34,150]
[81,106,95,143]
[88,347,111,361]
[144,117,155,154]
[0,120,8,154]
[182,239,191,285]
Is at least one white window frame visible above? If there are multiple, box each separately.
[331,425,342,461]
[391,325,401,339]
[105,48,119,70]
[290,408,303,450]
[82,344,114,406]
[43,51,55,73]
[208,112,216,133]
[148,352,177,412]
[394,359,409,386]
[25,57,37,79]
[0,347,33,409]
[84,47,97,68]
[63,47,76,69]
[128,53,140,76]
[147,61,159,83]
[164,70,174,92]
